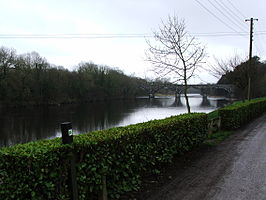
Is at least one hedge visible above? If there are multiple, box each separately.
[219,97,266,130]
[0,113,207,200]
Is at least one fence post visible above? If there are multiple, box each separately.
[216,117,221,131]
[208,120,213,134]
[102,175,108,200]
[61,122,78,200]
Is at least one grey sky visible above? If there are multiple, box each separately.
[0,0,265,83]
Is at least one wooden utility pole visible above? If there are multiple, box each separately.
[245,17,258,101]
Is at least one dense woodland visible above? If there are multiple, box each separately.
[0,46,148,106]
[218,56,266,99]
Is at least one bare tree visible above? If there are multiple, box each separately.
[210,55,260,100]
[146,16,205,113]
[209,55,245,79]
[0,47,16,77]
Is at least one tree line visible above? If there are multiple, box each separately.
[0,46,148,106]
[215,56,266,99]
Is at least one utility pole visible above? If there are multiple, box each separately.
[245,17,258,101]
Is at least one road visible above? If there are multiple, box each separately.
[146,113,266,200]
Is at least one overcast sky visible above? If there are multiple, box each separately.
[0,0,265,83]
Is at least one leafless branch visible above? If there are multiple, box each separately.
[145,15,206,113]
[209,54,246,79]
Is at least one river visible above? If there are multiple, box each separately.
[0,94,230,147]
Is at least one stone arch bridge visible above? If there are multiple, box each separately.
[174,84,235,98]
[141,83,236,99]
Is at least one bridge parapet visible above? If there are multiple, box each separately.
[140,82,235,98]
[175,84,235,98]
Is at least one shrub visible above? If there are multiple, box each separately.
[219,97,266,130]
[0,113,207,200]
[207,110,219,120]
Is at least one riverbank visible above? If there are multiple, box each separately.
[0,96,222,148]
[0,113,208,199]
[1,97,265,199]
[0,96,138,108]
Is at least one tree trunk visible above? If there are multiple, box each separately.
[184,81,191,113]
[183,66,191,113]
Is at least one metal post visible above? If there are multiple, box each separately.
[61,122,78,200]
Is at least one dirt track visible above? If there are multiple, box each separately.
[142,113,266,200]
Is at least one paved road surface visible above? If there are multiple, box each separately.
[147,113,266,200]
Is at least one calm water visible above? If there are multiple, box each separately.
[0,95,229,147]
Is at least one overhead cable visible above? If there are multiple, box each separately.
[207,0,246,33]
[194,0,243,34]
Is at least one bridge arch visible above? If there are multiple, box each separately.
[176,84,235,98]
[140,82,235,99]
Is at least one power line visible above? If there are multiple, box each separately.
[193,32,248,37]
[207,0,246,33]
[225,0,246,19]
[0,33,150,36]
[256,22,266,55]
[213,0,247,30]
[0,34,153,39]
[194,0,244,34]
[253,25,265,57]
[1,33,264,39]
[2,31,266,39]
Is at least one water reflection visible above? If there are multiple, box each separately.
[0,95,230,147]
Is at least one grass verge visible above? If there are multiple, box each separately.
[203,131,233,146]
